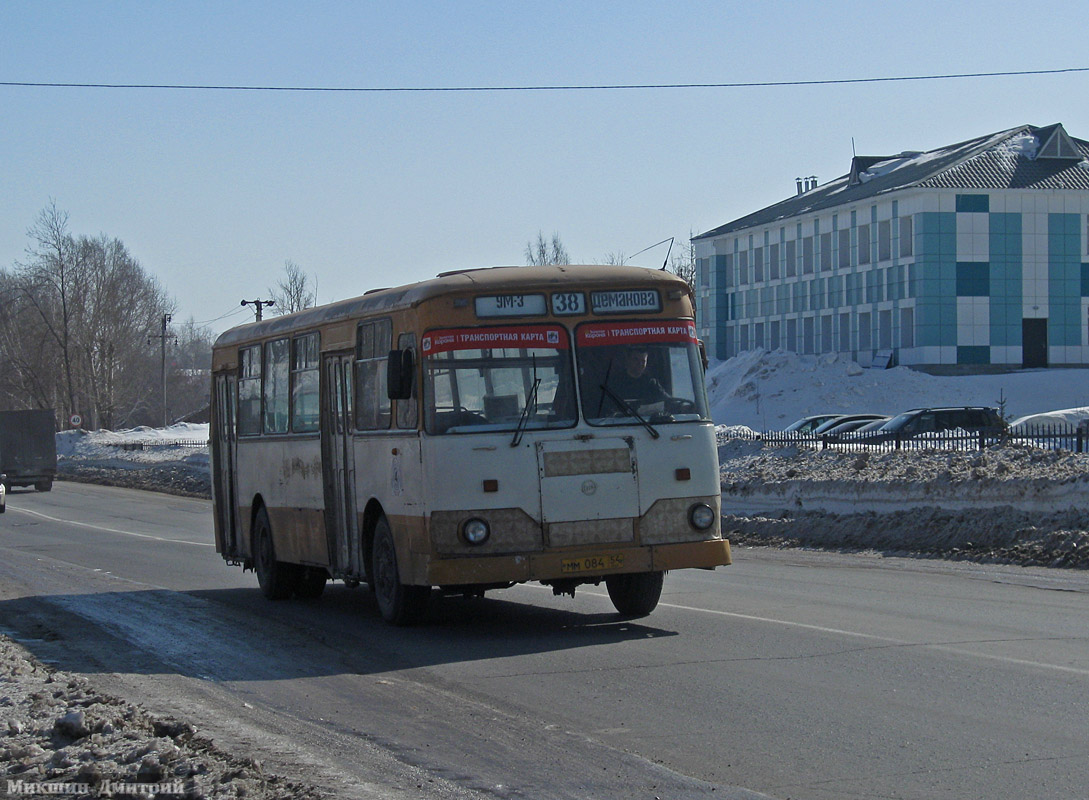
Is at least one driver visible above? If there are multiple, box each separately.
[608,344,670,407]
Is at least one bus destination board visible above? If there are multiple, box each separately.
[590,290,661,314]
[474,294,547,318]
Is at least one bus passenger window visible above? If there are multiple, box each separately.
[263,338,290,434]
[237,345,262,435]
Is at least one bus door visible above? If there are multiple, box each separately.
[321,353,361,577]
[212,373,240,556]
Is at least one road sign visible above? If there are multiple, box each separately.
[69,414,82,428]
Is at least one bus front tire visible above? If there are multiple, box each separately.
[371,516,429,625]
[606,571,664,617]
[253,507,296,601]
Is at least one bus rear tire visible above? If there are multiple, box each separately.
[253,507,297,601]
[35,479,53,492]
[606,571,664,617]
[371,516,429,625]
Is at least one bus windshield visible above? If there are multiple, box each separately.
[422,324,576,435]
[577,320,709,426]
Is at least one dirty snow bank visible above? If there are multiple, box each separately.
[718,439,1089,568]
[0,635,322,799]
[57,423,211,499]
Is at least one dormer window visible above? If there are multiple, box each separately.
[1036,124,1082,160]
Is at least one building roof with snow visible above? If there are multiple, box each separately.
[695,123,1089,240]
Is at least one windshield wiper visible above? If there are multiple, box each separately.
[598,383,660,439]
[510,373,542,447]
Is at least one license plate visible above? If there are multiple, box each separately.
[560,553,625,574]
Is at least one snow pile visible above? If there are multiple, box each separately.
[57,424,211,498]
[0,635,322,799]
[995,132,1039,161]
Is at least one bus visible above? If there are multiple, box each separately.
[210,264,730,624]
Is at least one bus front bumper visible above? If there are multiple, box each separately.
[424,538,731,587]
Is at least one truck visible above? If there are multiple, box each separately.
[0,409,58,492]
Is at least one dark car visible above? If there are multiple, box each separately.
[783,414,845,433]
[860,406,1006,443]
[811,413,888,436]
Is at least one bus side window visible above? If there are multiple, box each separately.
[395,332,418,429]
[355,319,392,430]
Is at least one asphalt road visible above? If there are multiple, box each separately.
[2,482,1088,800]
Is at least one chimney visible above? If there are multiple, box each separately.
[796,177,804,195]
[806,175,818,191]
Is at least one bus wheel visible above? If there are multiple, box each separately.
[606,571,664,617]
[35,479,52,492]
[371,516,429,625]
[253,507,296,601]
[295,568,327,600]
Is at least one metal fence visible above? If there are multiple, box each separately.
[721,423,1089,453]
[104,439,210,451]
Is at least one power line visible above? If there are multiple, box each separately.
[2,67,1087,94]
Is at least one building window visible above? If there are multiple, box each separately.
[820,314,833,354]
[785,240,797,278]
[858,224,871,264]
[900,216,913,258]
[838,229,851,268]
[769,243,780,280]
[879,310,892,350]
[900,308,914,348]
[786,318,798,352]
[803,316,815,354]
[753,246,764,282]
[803,236,814,274]
[839,312,851,352]
[738,250,748,286]
[770,320,781,350]
[878,221,891,261]
[858,312,872,353]
[820,232,832,272]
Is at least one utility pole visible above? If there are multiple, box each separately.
[148,314,174,427]
[241,298,275,321]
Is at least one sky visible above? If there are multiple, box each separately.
[4,1,1089,334]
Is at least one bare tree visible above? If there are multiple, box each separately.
[0,203,173,428]
[268,260,315,315]
[598,252,628,265]
[525,232,570,266]
[668,236,697,291]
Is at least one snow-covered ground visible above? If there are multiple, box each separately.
[56,423,211,497]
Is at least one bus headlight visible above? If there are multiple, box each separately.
[688,503,715,531]
[461,518,491,545]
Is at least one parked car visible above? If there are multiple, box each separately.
[860,406,1006,443]
[783,414,845,433]
[812,414,888,436]
[0,474,5,513]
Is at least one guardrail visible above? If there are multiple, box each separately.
[720,423,1089,453]
[103,439,210,451]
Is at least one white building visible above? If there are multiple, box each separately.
[693,123,1089,370]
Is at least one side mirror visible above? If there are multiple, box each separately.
[386,349,415,400]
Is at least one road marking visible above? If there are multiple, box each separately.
[7,506,214,547]
[527,583,1089,678]
[657,599,1089,678]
